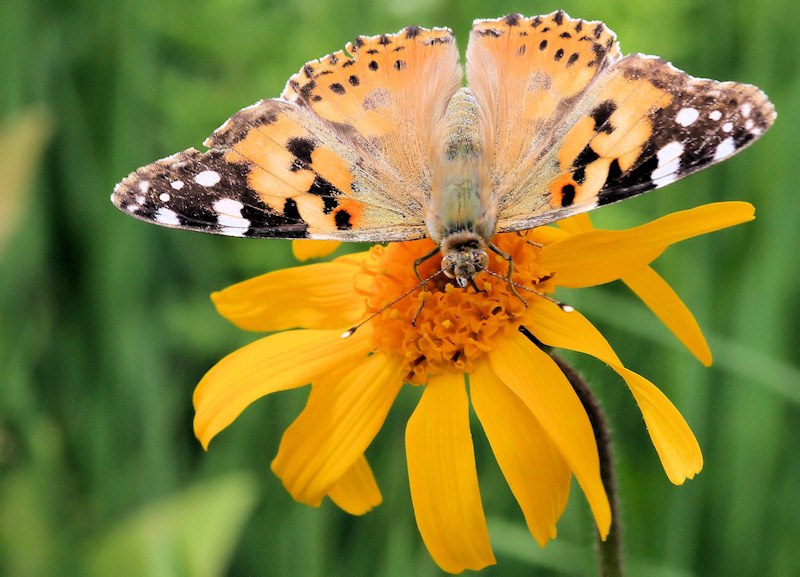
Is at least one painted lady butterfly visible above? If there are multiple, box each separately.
[112,12,774,286]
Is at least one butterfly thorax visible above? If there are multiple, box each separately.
[427,88,494,287]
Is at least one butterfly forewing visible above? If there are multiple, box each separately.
[464,12,775,234]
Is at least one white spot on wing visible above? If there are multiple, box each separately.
[138,180,150,193]
[709,110,722,121]
[745,119,754,130]
[155,207,181,226]
[741,103,752,117]
[713,137,736,161]
[651,140,684,187]
[159,192,170,202]
[214,197,244,214]
[135,195,145,205]
[722,122,733,133]
[170,180,184,190]
[675,107,699,127]
[213,197,250,236]
[195,170,221,187]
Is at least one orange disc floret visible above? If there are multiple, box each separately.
[357,231,557,384]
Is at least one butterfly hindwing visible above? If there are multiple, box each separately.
[112,26,463,242]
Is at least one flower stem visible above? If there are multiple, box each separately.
[552,354,624,577]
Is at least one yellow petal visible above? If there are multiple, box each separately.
[538,202,754,287]
[211,259,366,332]
[193,327,373,448]
[292,239,342,261]
[470,360,571,546]
[271,353,402,507]
[488,334,611,537]
[556,212,594,234]
[327,454,383,515]
[527,300,703,484]
[614,364,704,484]
[406,371,496,573]
[622,266,712,366]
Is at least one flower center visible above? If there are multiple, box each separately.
[356,231,557,384]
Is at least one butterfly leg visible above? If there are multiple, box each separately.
[468,278,485,293]
[516,231,543,248]
[411,246,439,326]
[488,243,527,306]
[413,246,440,282]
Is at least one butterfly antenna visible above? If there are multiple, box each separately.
[341,269,445,338]
[480,268,574,313]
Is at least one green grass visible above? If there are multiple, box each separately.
[1,0,798,575]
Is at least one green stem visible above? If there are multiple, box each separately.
[552,354,624,577]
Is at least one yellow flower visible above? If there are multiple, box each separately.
[291,239,341,261]
[194,202,753,573]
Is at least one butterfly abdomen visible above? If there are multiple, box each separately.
[427,88,494,245]
[424,88,496,286]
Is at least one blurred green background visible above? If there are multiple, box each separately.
[1,0,798,575]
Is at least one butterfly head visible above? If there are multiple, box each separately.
[439,231,489,287]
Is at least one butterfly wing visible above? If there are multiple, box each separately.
[112,26,462,242]
[466,11,775,233]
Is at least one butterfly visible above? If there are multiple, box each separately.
[112,11,775,287]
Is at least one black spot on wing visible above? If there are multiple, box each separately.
[571,145,600,184]
[560,184,576,207]
[286,136,315,168]
[566,52,580,67]
[335,209,352,230]
[598,153,658,206]
[590,100,617,132]
[283,198,301,220]
[404,26,422,39]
